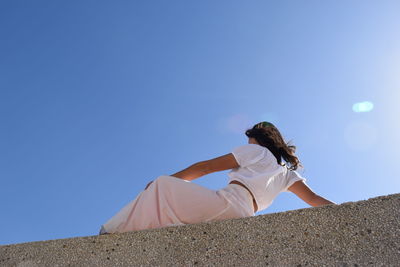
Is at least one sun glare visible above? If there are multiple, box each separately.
[352,101,374,113]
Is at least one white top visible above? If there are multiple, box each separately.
[227,144,307,212]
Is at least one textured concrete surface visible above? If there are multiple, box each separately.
[1,193,399,267]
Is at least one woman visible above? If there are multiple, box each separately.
[99,121,336,235]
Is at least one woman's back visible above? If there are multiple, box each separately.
[227,143,307,212]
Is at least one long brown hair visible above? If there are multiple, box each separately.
[245,121,302,170]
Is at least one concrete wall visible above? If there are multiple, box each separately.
[1,193,399,266]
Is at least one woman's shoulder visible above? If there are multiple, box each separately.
[231,144,268,168]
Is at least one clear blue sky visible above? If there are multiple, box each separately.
[1,1,399,245]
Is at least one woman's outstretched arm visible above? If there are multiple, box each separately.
[287,180,337,207]
[170,161,210,181]
[171,153,240,181]
[144,153,239,190]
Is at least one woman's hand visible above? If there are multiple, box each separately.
[144,181,153,190]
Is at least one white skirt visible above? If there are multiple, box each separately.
[100,175,255,234]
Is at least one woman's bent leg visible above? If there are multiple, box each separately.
[100,175,249,233]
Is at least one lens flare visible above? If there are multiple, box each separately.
[352,101,374,113]
[217,113,252,134]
